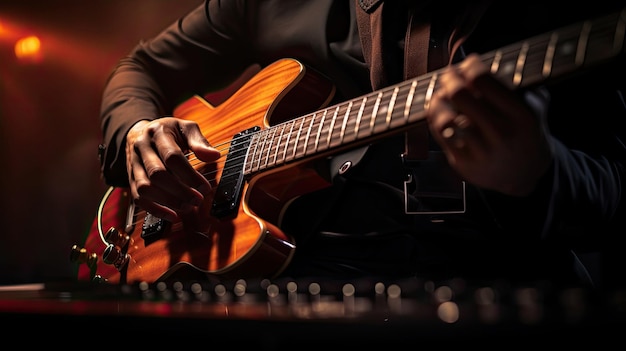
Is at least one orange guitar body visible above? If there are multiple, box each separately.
[75,58,336,284]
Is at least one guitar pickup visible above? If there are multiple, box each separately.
[211,126,260,219]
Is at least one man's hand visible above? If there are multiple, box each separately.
[426,54,555,197]
[125,117,221,221]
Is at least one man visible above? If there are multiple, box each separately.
[97,0,626,289]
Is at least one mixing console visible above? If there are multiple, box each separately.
[1,276,625,346]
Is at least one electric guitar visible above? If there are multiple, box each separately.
[71,8,626,284]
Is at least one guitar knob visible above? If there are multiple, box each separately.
[92,275,106,283]
[69,244,97,268]
[102,244,129,270]
[104,227,130,247]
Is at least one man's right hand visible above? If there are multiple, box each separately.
[125,117,221,222]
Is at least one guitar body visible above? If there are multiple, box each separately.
[76,58,336,284]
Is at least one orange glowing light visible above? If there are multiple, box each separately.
[14,35,42,61]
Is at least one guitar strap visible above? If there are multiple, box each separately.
[355,0,491,162]
[356,0,428,161]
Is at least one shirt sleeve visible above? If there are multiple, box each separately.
[99,0,255,186]
[482,81,626,250]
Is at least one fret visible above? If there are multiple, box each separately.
[408,76,430,125]
[325,106,340,150]
[373,90,395,134]
[343,97,367,143]
[258,130,271,170]
[551,24,586,78]
[387,86,405,129]
[328,103,349,148]
[490,47,520,87]
[279,119,296,165]
[337,101,350,145]
[513,42,528,87]
[301,112,318,157]
[487,50,502,75]
[288,117,306,162]
[354,96,368,138]
[543,33,558,78]
[386,86,400,129]
[518,35,551,86]
[369,91,384,135]
[246,134,261,173]
[248,132,261,173]
[576,21,592,66]
[280,122,292,164]
[318,108,334,151]
[392,83,420,128]
[424,73,438,112]
[343,103,356,144]
[256,129,271,171]
[334,102,348,145]
[243,139,252,174]
[265,123,283,169]
[405,80,418,124]
[268,122,287,168]
[313,109,328,153]
[259,127,277,170]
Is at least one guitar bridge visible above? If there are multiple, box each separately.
[141,212,167,242]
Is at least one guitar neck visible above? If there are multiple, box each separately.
[244,7,626,176]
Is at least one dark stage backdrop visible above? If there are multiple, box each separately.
[0,0,204,284]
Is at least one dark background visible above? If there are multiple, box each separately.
[0,0,203,285]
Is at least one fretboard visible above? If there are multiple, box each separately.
[244,7,625,176]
